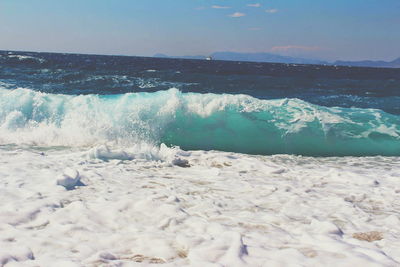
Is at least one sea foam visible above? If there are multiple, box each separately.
[0,87,399,156]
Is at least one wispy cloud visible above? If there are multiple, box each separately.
[212,5,231,9]
[265,9,278,13]
[248,27,262,31]
[229,12,246,18]
[247,3,261,8]
[271,45,322,52]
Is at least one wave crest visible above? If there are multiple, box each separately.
[0,87,399,156]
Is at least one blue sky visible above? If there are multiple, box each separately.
[0,0,399,61]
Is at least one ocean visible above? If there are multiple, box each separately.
[1,50,399,156]
[1,51,399,266]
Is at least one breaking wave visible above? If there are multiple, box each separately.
[0,87,399,156]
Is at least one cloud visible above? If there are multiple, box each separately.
[248,27,261,31]
[271,45,322,52]
[247,3,261,8]
[229,12,246,18]
[212,5,231,9]
[265,9,278,13]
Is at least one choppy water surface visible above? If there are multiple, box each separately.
[1,50,399,156]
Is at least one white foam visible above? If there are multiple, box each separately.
[56,168,81,190]
[7,54,45,63]
[0,147,399,266]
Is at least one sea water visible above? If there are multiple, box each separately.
[0,51,399,266]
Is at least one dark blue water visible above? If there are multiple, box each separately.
[1,50,399,156]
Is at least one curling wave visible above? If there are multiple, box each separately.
[0,87,399,156]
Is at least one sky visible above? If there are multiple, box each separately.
[0,0,399,61]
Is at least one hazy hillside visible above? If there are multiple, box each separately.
[210,52,327,65]
[334,58,400,68]
[153,52,400,68]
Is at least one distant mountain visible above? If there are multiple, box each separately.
[153,52,326,65]
[153,53,169,58]
[154,52,329,64]
[334,57,400,68]
[153,53,206,60]
[210,52,327,65]
[392,57,400,64]
[153,52,400,68]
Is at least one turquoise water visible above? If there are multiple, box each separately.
[1,88,399,156]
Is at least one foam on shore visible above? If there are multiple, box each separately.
[0,147,399,266]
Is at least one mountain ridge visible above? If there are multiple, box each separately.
[334,57,400,68]
[153,52,400,68]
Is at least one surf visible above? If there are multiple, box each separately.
[0,87,399,156]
